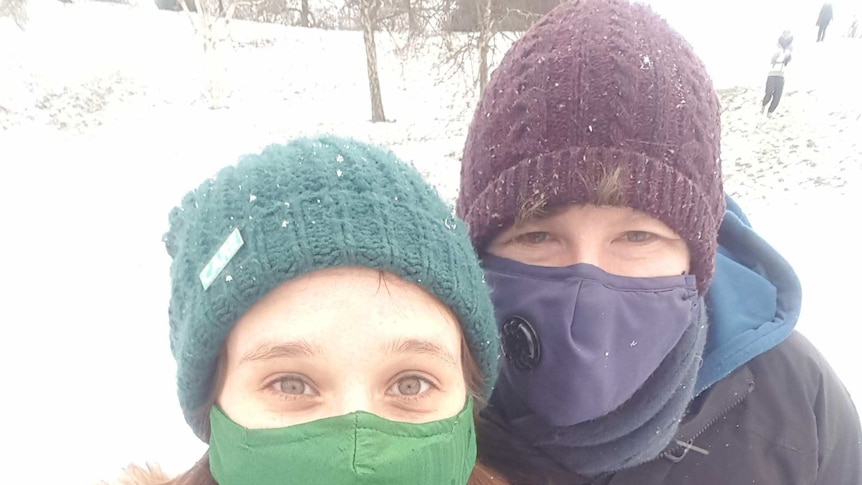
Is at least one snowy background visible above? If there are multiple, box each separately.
[1,0,860,483]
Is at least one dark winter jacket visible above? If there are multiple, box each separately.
[477,195,862,484]
[818,4,833,27]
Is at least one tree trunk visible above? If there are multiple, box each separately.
[301,0,309,27]
[477,0,493,96]
[360,0,386,122]
[177,0,237,108]
[405,0,416,33]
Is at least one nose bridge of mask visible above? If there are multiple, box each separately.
[350,403,477,483]
[568,276,694,397]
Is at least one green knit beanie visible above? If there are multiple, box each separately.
[163,135,500,440]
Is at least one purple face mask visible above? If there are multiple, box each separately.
[482,253,698,427]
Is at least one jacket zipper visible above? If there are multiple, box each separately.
[660,380,755,464]
[581,391,751,485]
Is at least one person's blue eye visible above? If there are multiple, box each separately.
[387,375,433,398]
[269,374,318,398]
[513,231,551,246]
[623,231,654,243]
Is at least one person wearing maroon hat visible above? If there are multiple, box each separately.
[457,0,862,483]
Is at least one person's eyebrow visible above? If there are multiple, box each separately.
[622,211,674,229]
[517,203,572,225]
[239,340,322,365]
[541,204,572,219]
[383,338,457,366]
[620,212,650,224]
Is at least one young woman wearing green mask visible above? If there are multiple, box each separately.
[116,136,506,485]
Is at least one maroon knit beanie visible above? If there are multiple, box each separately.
[457,0,725,293]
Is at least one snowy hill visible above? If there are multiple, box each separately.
[1,2,860,484]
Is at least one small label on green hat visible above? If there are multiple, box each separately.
[200,227,244,291]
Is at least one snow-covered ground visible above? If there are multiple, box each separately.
[2,1,860,484]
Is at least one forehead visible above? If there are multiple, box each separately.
[225,267,462,354]
[519,203,657,226]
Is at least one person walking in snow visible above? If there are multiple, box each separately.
[113,136,509,485]
[457,0,862,483]
[817,3,834,42]
[762,31,794,117]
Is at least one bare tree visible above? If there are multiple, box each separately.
[431,0,501,98]
[360,0,387,121]
[404,0,417,33]
[475,0,493,96]
[301,0,310,26]
[433,0,559,96]
[177,0,238,107]
[347,0,556,122]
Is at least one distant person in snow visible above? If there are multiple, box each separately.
[762,31,793,117]
[817,3,834,42]
[458,0,862,483]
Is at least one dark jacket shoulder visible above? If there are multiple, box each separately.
[608,331,862,484]
[477,335,862,485]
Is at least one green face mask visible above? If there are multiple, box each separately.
[208,398,477,485]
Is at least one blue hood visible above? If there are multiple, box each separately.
[695,195,802,394]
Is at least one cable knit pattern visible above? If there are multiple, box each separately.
[457,0,724,292]
[164,136,499,440]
